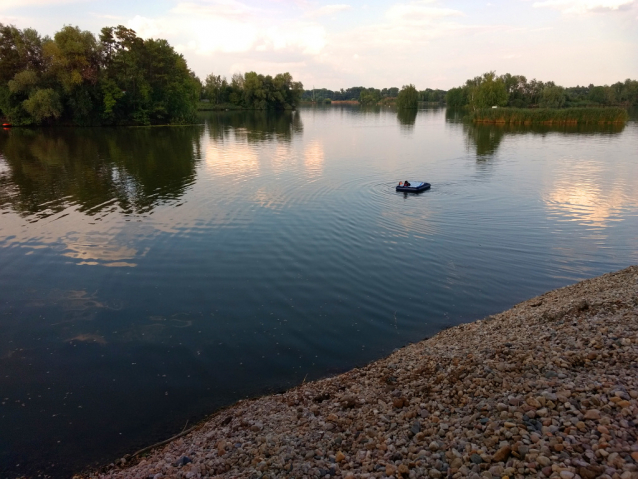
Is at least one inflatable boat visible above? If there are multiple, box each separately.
[396,181,430,193]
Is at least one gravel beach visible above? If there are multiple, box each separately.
[85,266,638,479]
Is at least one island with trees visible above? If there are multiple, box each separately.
[446,71,635,124]
[0,23,303,126]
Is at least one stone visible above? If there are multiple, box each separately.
[492,445,511,463]
[174,456,192,467]
[429,441,440,452]
[584,409,601,420]
[470,453,483,464]
[335,451,345,462]
[398,464,409,474]
[560,472,574,479]
[537,455,551,467]
[393,397,406,408]
[579,466,603,479]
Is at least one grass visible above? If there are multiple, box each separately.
[470,107,628,125]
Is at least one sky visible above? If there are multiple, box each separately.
[1,0,637,90]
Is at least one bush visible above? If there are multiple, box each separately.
[469,107,628,124]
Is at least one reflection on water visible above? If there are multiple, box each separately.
[462,121,626,158]
[544,158,638,228]
[204,110,303,143]
[0,127,202,218]
[0,107,637,478]
[397,108,418,128]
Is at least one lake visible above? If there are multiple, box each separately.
[0,107,636,477]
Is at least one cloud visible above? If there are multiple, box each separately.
[128,0,326,56]
[385,3,464,23]
[532,0,636,13]
[305,4,352,17]
[0,0,86,10]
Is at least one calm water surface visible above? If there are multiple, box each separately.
[1,107,637,477]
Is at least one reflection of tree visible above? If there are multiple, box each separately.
[0,126,202,218]
[463,121,626,158]
[397,108,417,128]
[464,123,506,158]
[203,110,303,143]
[445,108,465,123]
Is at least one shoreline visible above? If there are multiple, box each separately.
[84,266,638,479]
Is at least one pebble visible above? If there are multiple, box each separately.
[79,266,638,479]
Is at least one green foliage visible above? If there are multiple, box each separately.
[359,88,381,105]
[0,23,212,125]
[419,88,446,103]
[22,88,62,123]
[8,70,38,94]
[200,71,302,110]
[447,72,638,109]
[539,84,566,108]
[397,84,418,110]
[468,72,508,110]
[446,87,468,108]
[469,107,628,124]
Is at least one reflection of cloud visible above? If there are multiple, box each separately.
[304,140,324,177]
[68,333,107,345]
[544,159,637,227]
[270,143,295,174]
[63,232,140,267]
[253,186,288,211]
[203,141,259,179]
[0,209,145,268]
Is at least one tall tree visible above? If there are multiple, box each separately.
[397,84,418,109]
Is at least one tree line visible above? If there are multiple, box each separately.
[446,72,638,110]
[0,23,304,126]
[201,71,302,110]
[301,86,446,105]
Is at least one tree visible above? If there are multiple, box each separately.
[359,88,380,105]
[22,88,62,122]
[539,84,566,108]
[469,72,508,110]
[446,87,468,107]
[396,84,418,109]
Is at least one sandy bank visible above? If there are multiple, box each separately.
[84,266,638,479]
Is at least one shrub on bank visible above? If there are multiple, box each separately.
[470,107,628,124]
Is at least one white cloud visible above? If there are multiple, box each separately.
[305,4,352,17]
[385,3,464,23]
[96,0,637,88]
[0,0,84,9]
[533,0,635,13]
[128,1,326,57]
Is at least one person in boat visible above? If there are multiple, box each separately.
[399,181,404,186]
[404,180,411,187]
